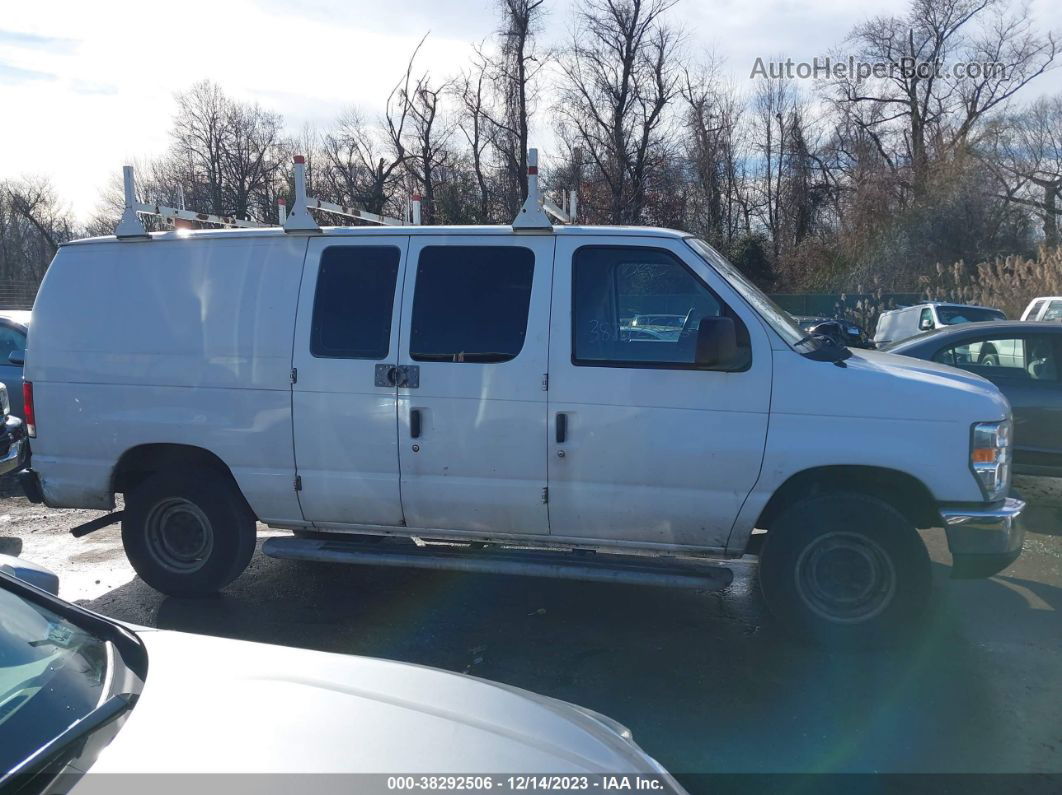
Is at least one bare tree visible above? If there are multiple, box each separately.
[385,38,456,224]
[0,177,75,290]
[171,81,231,214]
[984,96,1062,245]
[680,64,750,248]
[222,100,284,220]
[831,0,1056,199]
[752,74,796,261]
[455,58,495,221]
[322,109,407,217]
[488,0,546,214]
[556,0,682,224]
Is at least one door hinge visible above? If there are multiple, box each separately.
[541,373,549,391]
[290,367,298,384]
[294,475,302,492]
[541,486,549,504]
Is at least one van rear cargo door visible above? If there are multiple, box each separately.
[292,237,410,528]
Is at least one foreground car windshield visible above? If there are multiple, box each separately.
[0,587,109,774]
[685,238,807,347]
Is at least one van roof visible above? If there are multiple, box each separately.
[880,301,1002,315]
[61,224,692,247]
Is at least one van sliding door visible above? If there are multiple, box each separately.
[291,237,410,528]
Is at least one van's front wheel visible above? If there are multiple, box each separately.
[759,493,931,646]
[122,472,257,596]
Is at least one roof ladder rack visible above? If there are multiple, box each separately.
[116,166,270,239]
[283,155,412,233]
[513,148,578,229]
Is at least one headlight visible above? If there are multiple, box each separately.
[971,420,1011,501]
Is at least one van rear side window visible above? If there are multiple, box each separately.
[409,246,534,364]
[310,246,400,359]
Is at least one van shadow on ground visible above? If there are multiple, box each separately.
[79,547,1062,776]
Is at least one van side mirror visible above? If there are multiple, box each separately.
[8,350,24,366]
[918,317,934,331]
[695,317,740,369]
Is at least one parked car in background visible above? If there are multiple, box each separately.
[0,566,681,791]
[873,302,1006,347]
[0,310,29,419]
[887,322,1062,478]
[0,383,27,478]
[1021,296,1062,322]
[792,315,874,349]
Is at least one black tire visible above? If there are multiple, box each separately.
[122,470,257,596]
[759,493,931,647]
[978,345,1000,366]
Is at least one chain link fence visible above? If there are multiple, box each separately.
[0,280,39,310]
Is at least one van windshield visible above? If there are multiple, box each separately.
[685,238,806,347]
[937,306,1006,325]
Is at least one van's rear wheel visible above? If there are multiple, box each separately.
[122,471,256,596]
[759,493,931,646]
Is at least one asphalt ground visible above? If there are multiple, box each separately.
[1,475,1060,778]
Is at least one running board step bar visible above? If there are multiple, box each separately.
[261,537,733,591]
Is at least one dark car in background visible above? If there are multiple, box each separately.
[0,310,29,419]
[887,321,1062,477]
[792,315,874,349]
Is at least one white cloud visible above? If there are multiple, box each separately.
[0,0,483,219]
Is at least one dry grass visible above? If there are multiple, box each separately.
[919,247,1062,320]
[835,246,1062,331]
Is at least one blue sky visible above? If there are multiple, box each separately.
[1,0,1059,221]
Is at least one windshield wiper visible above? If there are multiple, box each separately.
[0,693,137,788]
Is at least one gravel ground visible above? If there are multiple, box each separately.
[1,475,1061,776]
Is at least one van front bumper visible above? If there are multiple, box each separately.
[940,497,1025,579]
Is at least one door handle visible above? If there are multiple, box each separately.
[374,364,421,388]
[410,408,422,439]
[556,412,568,444]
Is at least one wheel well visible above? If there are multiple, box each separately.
[756,466,940,532]
[111,444,239,498]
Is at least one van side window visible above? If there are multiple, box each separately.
[919,307,934,329]
[409,246,534,364]
[1044,301,1062,322]
[572,246,750,369]
[310,246,400,359]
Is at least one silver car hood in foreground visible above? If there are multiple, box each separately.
[86,629,672,776]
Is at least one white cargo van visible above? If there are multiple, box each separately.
[873,302,1007,348]
[18,157,1024,644]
